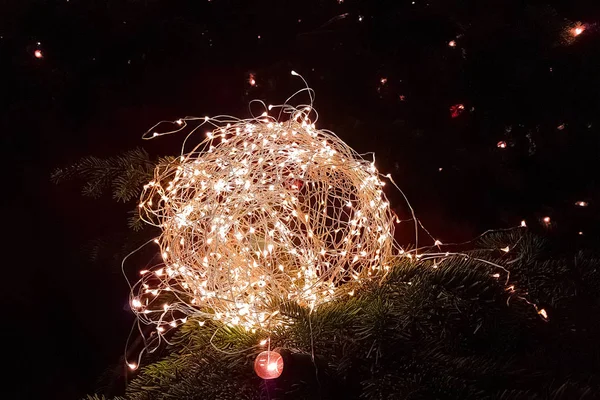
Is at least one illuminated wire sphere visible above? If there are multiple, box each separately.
[254,350,284,379]
[134,107,398,330]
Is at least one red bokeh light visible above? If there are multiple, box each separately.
[450,104,465,118]
[572,26,585,37]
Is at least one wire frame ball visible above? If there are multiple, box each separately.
[134,109,398,330]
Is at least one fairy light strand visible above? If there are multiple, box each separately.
[133,85,399,335]
[123,72,548,370]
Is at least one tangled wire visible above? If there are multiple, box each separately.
[121,74,547,373]
[130,87,399,332]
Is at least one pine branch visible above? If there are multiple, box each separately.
[51,148,160,203]
[84,395,126,400]
[88,232,599,399]
[82,230,158,273]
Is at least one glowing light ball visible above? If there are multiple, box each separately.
[497,141,507,149]
[254,350,284,379]
[572,26,585,37]
[134,106,398,330]
[34,49,43,59]
[122,78,552,370]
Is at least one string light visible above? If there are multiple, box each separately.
[575,201,588,207]
[34,49,43,59]
[134,96,399,331]
[497,141,507,149]
[562,23,586,45]
[572,24,585,37]
[448,40,457,47]
[124,74,551,369]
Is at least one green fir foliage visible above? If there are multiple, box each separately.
[58,150,598,399]
[92,232,599,399]
[52,148,173,268]
[51,147,175,206]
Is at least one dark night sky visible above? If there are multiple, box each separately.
[2,0,600,398]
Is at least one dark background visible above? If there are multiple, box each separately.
[2,0,599,398]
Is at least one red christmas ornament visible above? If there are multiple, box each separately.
[285,178,304,191]
[254,350,284,379]
[450,104,465,118]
